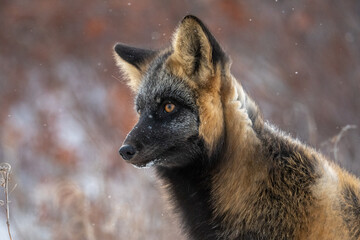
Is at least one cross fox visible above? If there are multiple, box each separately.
[114,15,360,240]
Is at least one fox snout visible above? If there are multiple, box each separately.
[119,144,136,161]
[118,128,142,162]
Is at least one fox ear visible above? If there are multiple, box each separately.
[168,15,225,81]
[114,43,157,92]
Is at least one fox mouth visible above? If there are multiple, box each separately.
[130,158,162,169]
[119,143,169,168]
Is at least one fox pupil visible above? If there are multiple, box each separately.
[164,103,175,113]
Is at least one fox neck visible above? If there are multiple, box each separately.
[209,74,267,222]
[155,77,266,239]
[156,162,221,239]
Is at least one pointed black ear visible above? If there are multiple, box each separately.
[114,44,157,70]
[113,43,157,92]
[168,15,226,79]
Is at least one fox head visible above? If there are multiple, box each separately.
[114,15,244,168]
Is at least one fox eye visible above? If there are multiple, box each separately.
[164,103,175,113]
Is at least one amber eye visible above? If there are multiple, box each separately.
[164,103,175,113]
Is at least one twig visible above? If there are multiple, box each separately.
[321,125,357,163]
[111,75,122,83]
[333,125,357,162]
[0,163,13,240]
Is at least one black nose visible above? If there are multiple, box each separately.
[119,145,136,160]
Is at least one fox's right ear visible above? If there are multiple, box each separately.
[113,43,157,92]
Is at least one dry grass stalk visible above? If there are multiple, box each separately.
[321,125,358,163]
[0,163,13,240]
[54,180,95,240]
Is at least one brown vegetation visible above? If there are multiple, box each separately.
[0,0,359,239]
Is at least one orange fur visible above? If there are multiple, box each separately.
[166,17,225,155]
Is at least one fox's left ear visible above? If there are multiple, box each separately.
[168,15,226,82]
[114,44,157,92]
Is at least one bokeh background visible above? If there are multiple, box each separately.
[1,0,359,239]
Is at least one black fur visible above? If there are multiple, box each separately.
[122,51,204,168]
[156,158,221,240]
[341,184,360,239]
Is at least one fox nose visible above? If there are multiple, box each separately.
[119,145,136,160]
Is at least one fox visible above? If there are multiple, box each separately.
[113,15,360,240]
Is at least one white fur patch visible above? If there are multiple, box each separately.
[323,161,338,182]
[312,159,339,201]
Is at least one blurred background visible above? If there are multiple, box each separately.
[0,0,359,239]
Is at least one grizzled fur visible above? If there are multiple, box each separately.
[114,15,360,240]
